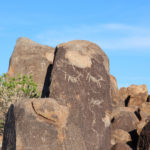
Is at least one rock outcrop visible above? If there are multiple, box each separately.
[111,107,139,132]
[2,40,112,150]
[49,40,112,150]
[119,85,148,107]
[2,37,150,150]
[7,37,55,96]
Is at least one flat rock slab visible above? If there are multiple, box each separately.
[49,40,111,150]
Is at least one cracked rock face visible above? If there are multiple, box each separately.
[7,37,55,94]
[2,98,70,150]
[2,40,112,150]
[49,40,111,150]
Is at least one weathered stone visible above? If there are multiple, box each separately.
[111,129,131,145]
[128,85,148,107]
[147,95,150,102]
[0,135,2,149]
[141,102,150,117]
[137,121,150,150]
[111,143,132,150]
[136,102,150,135]
[137,120,149,135]
[119,87,128,106]
[110,75,121,107]
[2,98,71,150]
[119,84,148,107]
[49,40,111,150]
[112,107,139,132]
[7,37,55,95]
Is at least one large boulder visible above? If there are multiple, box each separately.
[111,107,139,132]
[2,98,71,150]
[119,85,148,107]
[49,40,112,150]
[7,37,55,96]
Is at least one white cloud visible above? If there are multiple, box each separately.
[95,36,150,50]
[35,23,150,50]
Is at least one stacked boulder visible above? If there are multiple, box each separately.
[2,39,112,150]
[110,75,149,150]
[1,37,150,150]
[7,37,55,96]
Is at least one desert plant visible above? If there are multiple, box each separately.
[0,73,40,134]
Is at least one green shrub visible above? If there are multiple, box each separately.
[0,73,40,134]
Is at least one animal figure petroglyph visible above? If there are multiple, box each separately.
[62,70,82,83]
[86,73,104,88]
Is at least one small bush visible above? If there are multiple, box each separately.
[0,73,40,134]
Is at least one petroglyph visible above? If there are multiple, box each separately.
[90,98,104,107]
[89,99,100,149]
[86,73,104,87]
[56,59,67,68]
[62,70,82,83]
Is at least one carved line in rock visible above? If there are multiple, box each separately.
[31,99,70,146]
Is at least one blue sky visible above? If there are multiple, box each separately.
[0,0,150,92]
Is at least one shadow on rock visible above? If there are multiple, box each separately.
[137,121,150,150]
[2,104,16,150]
[41,64,53,98]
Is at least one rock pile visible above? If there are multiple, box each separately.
[110,76,150,150]
[1,38,150,150]
[2,39,112,150]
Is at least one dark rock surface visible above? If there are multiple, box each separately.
[7,37,55,95]
[49,40,111,150]
[2,40,112,150]
[137,121,150,150]
[112,107,138,132]
[2,98,70,150]
[111,143,132,150]
[2,38,150,150]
